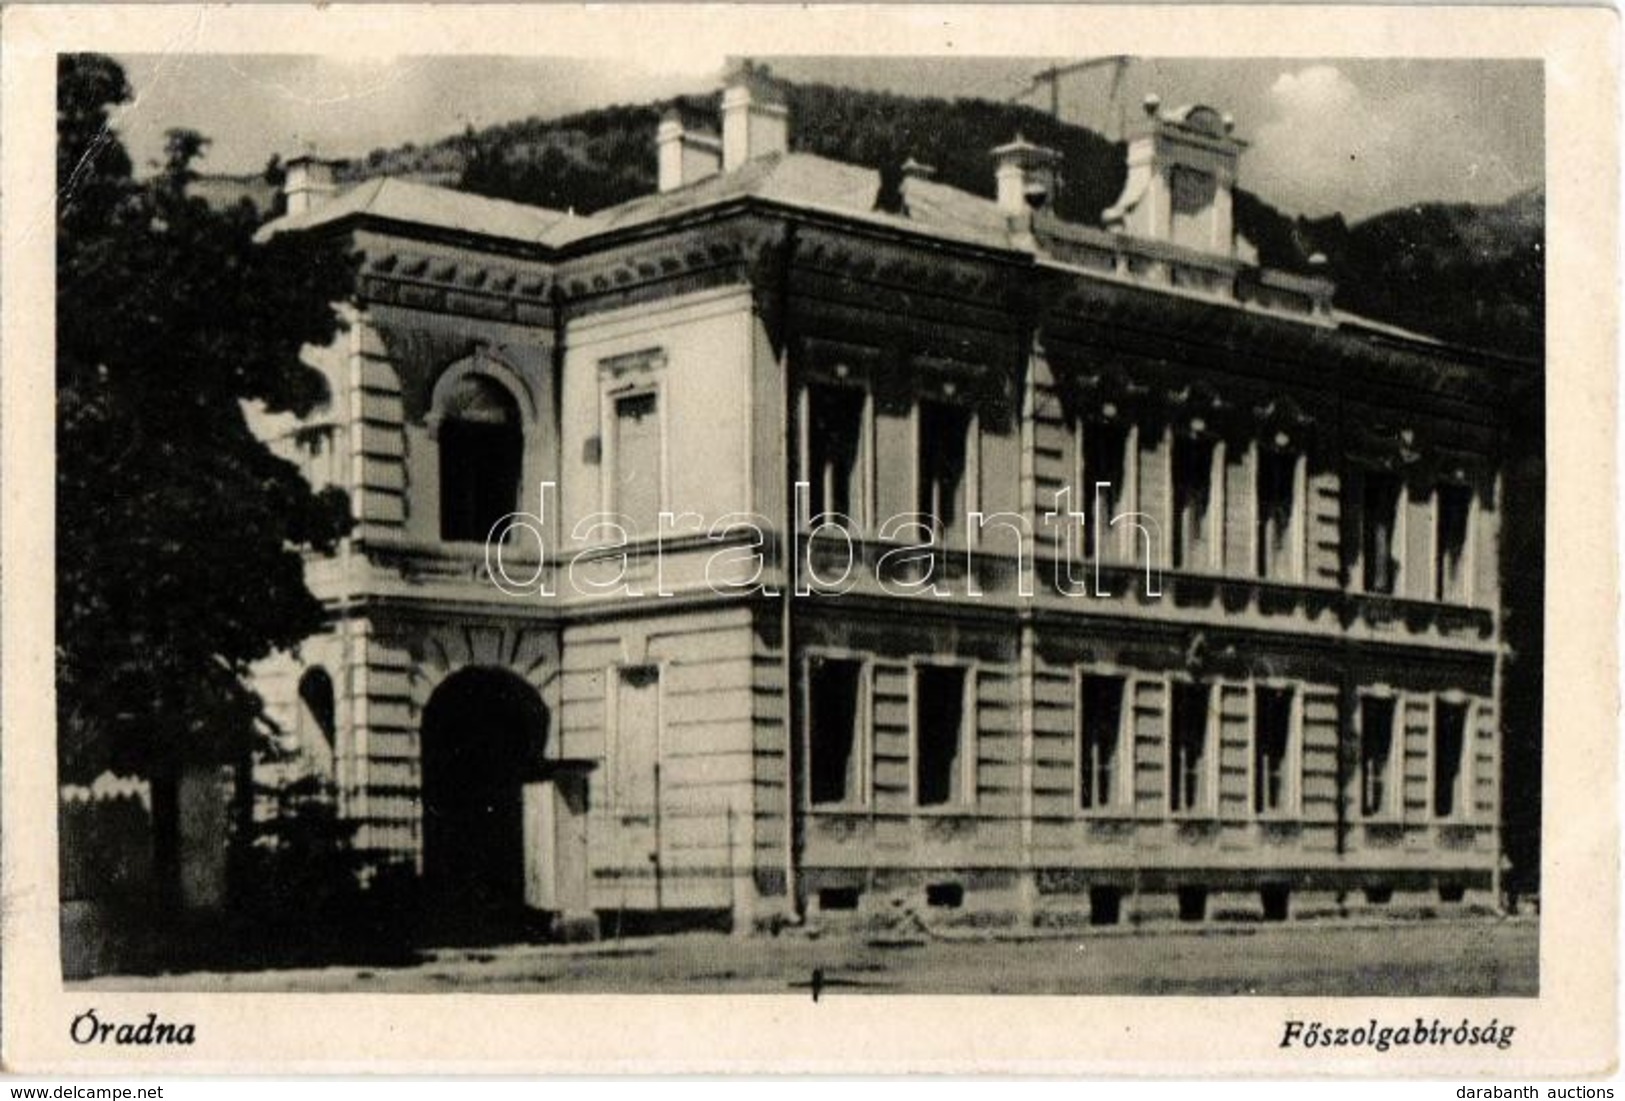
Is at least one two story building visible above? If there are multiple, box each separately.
[251,68,1532,936]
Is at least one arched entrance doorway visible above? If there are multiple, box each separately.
[419,667,549,933]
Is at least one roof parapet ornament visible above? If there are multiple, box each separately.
[1103,94,1248,259]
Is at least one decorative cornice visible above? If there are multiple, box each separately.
[356,244,554,324]
[1040,268,1528,408]
[795,227,1006,304]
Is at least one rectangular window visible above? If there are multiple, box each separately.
[1169,682,1211,813]
[1256,449,1299,580]
[1433,700,1469,819]
[807,385,866,524]
[1359,696,1397,817]
[1078,674,1126,810]
[1081,422,1129,561]
[1172,437,1216,570]
[613,390,662,537]
[914,665,968,808]
[1361,472,1402,594]
[807,658,865,806]
[1435,483,1472,603]
[1253,686,1295,815]
[918,401,971,544]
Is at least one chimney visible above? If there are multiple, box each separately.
[991,134,1062,216]
[1103,95,1247,258]
[283,154,337,215]
[657,109,723,192]
[721,62,789,172]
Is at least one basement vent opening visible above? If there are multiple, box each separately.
[925,883,964,909]
[1438,882,1466,904]
[818,887,861,912]
[1365,885,1394,905]
[1261,884,1290,922]
[1089,886,1123,926]
[1177,885,1208,923]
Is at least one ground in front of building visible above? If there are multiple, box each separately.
[76,916,1536,996]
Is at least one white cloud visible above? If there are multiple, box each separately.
[1249,66,1400,215]
[1270,64,1360,115]
[1246,63,1525,219]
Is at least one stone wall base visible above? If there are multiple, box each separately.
[795,866,1499,934]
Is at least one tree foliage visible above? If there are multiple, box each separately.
[1301,191,1545,358]
[56,54,355,782]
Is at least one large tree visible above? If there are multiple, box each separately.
[56,54,354,788]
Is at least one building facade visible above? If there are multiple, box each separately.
[251,71,1531,935]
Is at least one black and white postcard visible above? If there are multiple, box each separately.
[0,2,1615,1075]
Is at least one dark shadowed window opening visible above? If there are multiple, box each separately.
[808,658,864,806]
[1359,696,1397,817]
[807,385,866,523]
[1361,472,1402,594]
[1079,674,1125,810]
[1169,682,1211,813]
[1081,422,1129,561]
[1257,449,1299,579]
[297,667,336,750]
[1089,885,1122,926]
[1261,884,1290,922]
[1253,686,1294,814]
[914,665,968,807]
[439,375,522,544]
[1435,483,1472,602]
[918,400,970,544]
[819,886,860,911]
[1433,700,1468,819]
[1172,436,1215,570]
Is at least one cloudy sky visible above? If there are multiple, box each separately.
[108,54,1541,222]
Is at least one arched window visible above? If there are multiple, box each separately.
[438,374,523,543]
[296,667,337,751]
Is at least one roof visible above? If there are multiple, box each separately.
[253,149,1457,348]
[259,152,1020,254]
[553,151,1016,252]
[255,176,587,246]
[1332,309,1444,347]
